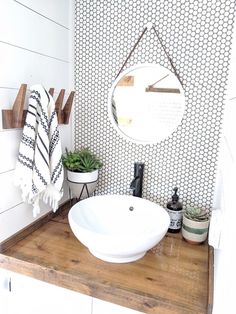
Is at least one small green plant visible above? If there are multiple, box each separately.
[184,207,209,222]
[62,148,103,173]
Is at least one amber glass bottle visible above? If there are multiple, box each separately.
[167,187,183,233]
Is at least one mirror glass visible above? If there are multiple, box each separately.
[108,63,185,144]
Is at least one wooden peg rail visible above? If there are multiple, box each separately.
[2,84,75,129]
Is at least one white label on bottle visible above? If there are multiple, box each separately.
[167,209,182,230]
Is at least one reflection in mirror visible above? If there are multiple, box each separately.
[108,64,185,144]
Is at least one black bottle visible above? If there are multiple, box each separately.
[166,187,183,233]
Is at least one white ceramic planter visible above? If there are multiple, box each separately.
[67,170,98,199]
[182,215,210,244]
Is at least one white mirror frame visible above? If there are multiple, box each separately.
[108,63,186,144]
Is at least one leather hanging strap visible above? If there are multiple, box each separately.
[115,27,148,79]
[152,27,183,87]
[115,25,183,88]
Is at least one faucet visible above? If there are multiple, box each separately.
[130,162,144,197]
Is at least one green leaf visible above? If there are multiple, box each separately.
[62,147,103,172]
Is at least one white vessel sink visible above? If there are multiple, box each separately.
[68,194,170,263]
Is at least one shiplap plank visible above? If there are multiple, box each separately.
[0,0,69,61]
[0,43,70,91]
[0,170,22,214]
[0,130,21,173]
[15,0,71,28]
[0,168,69,213]
[0,183,69,242]
[0,202,50,242]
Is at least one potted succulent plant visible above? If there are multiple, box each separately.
[182,207,210,244]
[62,148,103,199]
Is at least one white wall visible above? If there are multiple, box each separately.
[212,16,236,314]
[0,0,74,242]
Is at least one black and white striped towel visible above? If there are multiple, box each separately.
[14,84,64,217]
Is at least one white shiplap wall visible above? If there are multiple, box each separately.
[212,17,236,314]
[0,0,74,242]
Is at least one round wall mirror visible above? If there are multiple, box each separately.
[108,63,186,144]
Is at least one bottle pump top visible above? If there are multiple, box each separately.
[172,187,179,203]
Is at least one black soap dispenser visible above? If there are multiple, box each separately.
[167,187,183,233]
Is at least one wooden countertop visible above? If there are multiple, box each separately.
[0,208,212,314]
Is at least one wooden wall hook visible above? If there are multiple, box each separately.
[48,88,55,97]
[2,85,75,129]
[63,91,75,124]
[2,84,27,129]
[50,88,75,124]
[55,89,65,124]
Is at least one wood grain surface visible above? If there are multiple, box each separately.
[0,210,211,314]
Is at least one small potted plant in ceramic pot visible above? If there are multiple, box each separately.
[62,148,103,199]
[182,207,210,244]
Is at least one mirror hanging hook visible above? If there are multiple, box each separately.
[146,22,153,31]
